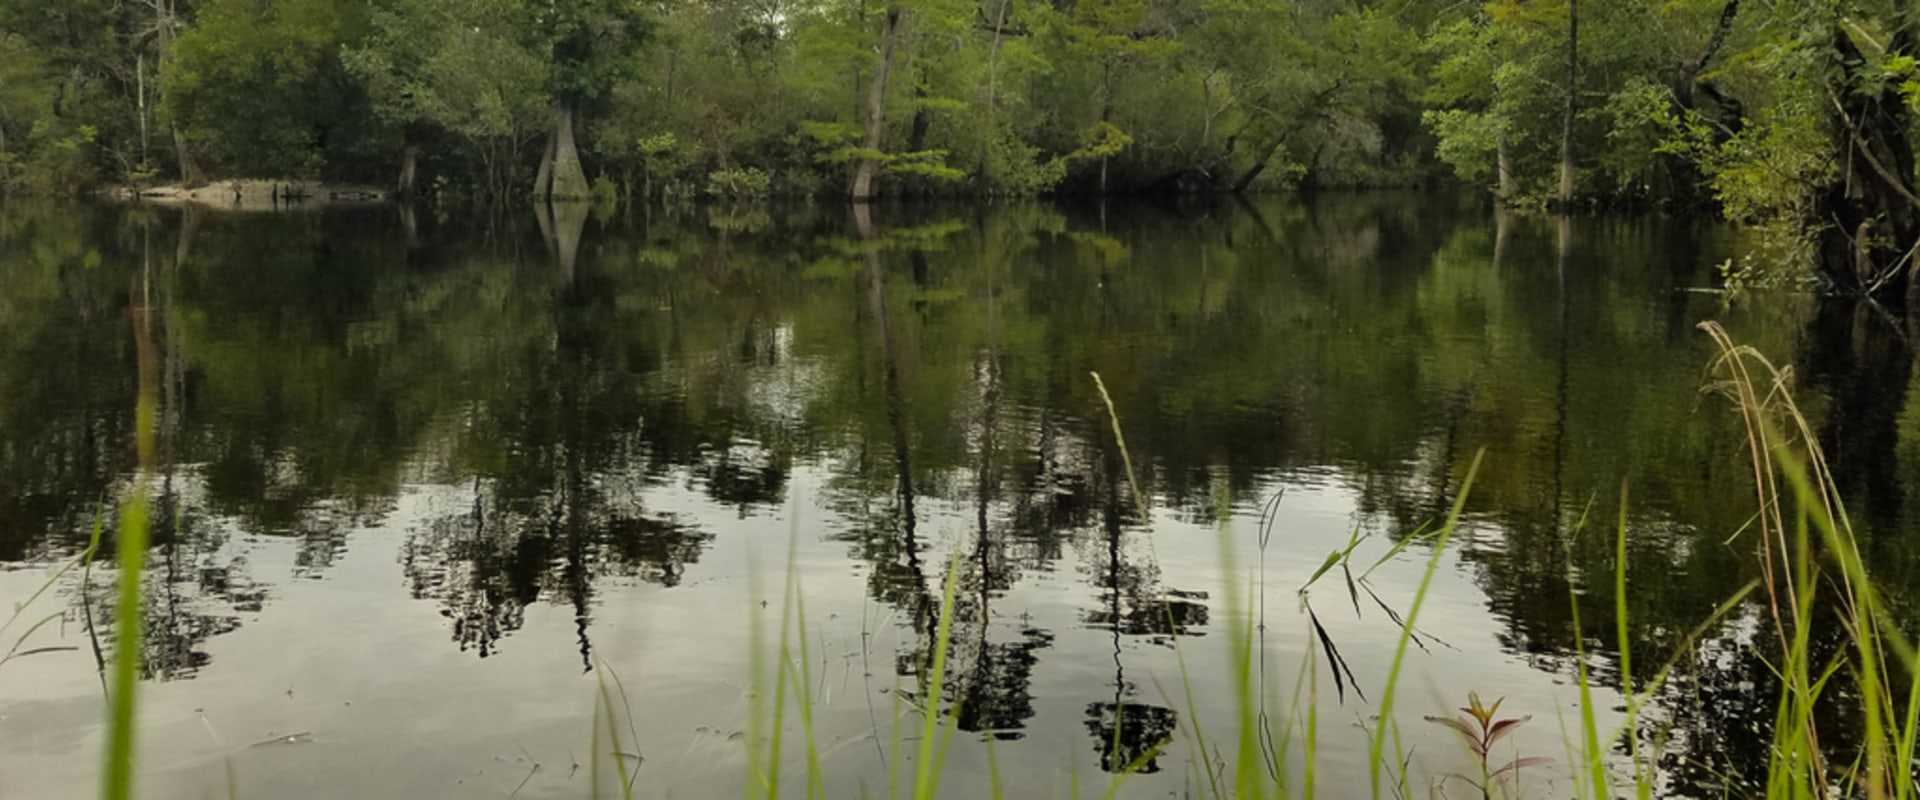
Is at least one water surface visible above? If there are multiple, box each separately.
[1,194,1907,798]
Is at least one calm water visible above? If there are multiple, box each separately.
[0,194,1911,798]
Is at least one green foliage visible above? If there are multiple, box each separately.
[342,0,549,149]
[1424,692,1549,796]
[638,132,678,158]
[1063,0,1178,61]
[0,0,1908,271]
[530,0,650,101]
[800,120,858,150]
[165,0,376,177]
[1422,109,1500,182]
[1647,53,1834,286]
[341,0,550,196]
[885,150,967,181]
[0,0,1438,194]
[982,128,1070,194]
[1666,96,1832,228]
[1075,121,1133,161]
[0,4,125,191]
[705,167,772,198]
[1597,78,1672,194]
[1412,0,1920,290]
[590,174,619,206]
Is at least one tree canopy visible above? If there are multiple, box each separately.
[1,0,1918,291]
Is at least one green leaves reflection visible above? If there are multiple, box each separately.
[3,195,1911,789]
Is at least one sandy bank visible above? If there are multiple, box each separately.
[110,180,390,210]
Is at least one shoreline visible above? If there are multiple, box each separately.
[107,180,390,211]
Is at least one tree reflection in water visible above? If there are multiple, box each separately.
[9,195,1920,794]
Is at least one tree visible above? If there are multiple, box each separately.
[1058,0,1175,193]
[164,0,378,178]
[850,4,910,199]
[1639,0,1919,297]
[527,0,649,200]
[344,0,548,198]
[0,0,140,188]
[1557,0,1576,207]
[140,0,203,184]
[1191,0,1420,193]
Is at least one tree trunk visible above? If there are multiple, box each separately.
[172,125,202,186]
[1098,61,1113,195]
[397,143,419,197]
[1202,74,1213,153]
[535,199,590,284]
[1496,128,1516,201]
[1816,23,1920,300]
[1231,81,1343,193]
[532,99,590,200]
[532,125,556,200]
[1557,0,1578,208]
[1494,68,1515,201]
[1651,0,1741,208]
[852,8,908,201]
[551,102,588,199]
[137,53,151,168]
[1689,0,1740,89]
[1493,205,1511,274]
[153,0,202,186]
[1231,135,1286,193]
[666,48,678,101]
[908,83,931,153]
[986,0,1009,112]
[399,203,419,249]
[855,203,917,543]
[174,205,199,270]
[982,0,1010,184]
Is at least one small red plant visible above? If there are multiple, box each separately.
[1424,692,1551,798]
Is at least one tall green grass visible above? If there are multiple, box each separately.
[1699,321,1920,800]
[730,336,1920,799]
[736,522,970,800]
[102,289,160,800]
[103,483,149,800]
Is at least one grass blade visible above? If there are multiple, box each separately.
[912,552,961,799]
[1368,449,1481,800]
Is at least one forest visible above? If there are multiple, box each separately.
[0,0,1917,293]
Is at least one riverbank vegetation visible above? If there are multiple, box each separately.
[7,0,1919,294]
[2,0,1917,259]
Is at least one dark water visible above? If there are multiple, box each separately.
[0,194,1911,798]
